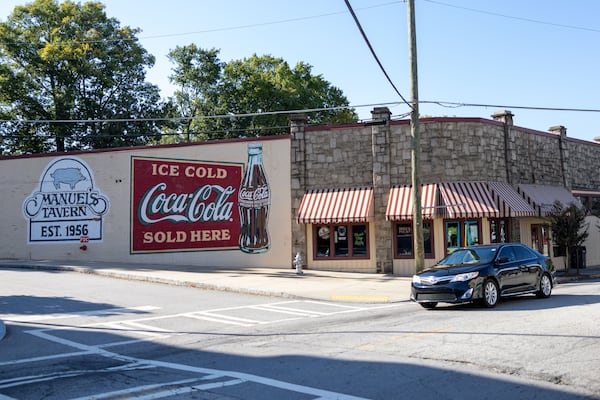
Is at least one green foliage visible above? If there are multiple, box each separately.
[0,0,164,153]
[547,201,589,271]
[165,47,358,141]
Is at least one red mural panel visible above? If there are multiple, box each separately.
[131,157,243,253]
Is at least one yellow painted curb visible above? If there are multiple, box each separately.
[331,295,390,302]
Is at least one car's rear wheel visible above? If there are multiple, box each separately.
[482,279,499,308]
[536,273,552,298]
[420,302,437,309]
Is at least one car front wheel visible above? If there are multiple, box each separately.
[482,279,499,308]
[536,273,552,298]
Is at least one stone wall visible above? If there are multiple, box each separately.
[291,107,600,270]
[567,137,600,190]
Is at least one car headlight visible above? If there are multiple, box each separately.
[450,271,479,282]
[412,275,421,284]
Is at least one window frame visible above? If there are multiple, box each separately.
[312,223,370,260]
[489,218,511,243]
[393,221,435,259]
[444,219,482,255]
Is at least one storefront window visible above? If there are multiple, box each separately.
[445,221,460,253]
[445,220,480,254]
[352,225,368,256]
[334,225,349,256]
[314,224,369,259]
[394,222,433,258]
[316,226,331,257]
[490,219,509,243]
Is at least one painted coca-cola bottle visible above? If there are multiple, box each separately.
[238,142,270,253]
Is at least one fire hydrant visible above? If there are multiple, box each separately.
[293,252,304,275]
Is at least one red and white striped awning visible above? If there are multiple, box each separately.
[487,182,536,217]
[386,184,438,221]
[297,187,373,224]
[439,182,499,219]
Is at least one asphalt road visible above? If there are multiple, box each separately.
[1,269,599,399]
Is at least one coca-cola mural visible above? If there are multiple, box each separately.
[131,143,271,254]
[239,142,270,253]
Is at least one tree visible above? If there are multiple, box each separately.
[166,47,357,141]
[547,201,589,274]
[0,0,164,154]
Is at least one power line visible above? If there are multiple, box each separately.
[343,0,413,109]
[3,100,600,125]
[1,2,404,47]
[0,105,362,124]
[421,101,600,113]
[424,0,600,34]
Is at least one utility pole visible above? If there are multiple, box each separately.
[407,0,425,272]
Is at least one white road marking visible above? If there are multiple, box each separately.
[69,378,201,400]
[0,362,154,389]
[0,351,93,367]
[20,326,371,399]
[182,312,256,327]
[134,378,245,400]
[99,321,174,338]
[251,304,328,316]
[2,305,160,322]
[6,300,383,400]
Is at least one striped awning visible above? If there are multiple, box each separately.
[518,184,582,216]
[386,184,438,221]
[439,182,499,219]
[487,182,536,217]
[297,187,373,224]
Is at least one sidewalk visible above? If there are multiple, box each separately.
[0,259,413,303]
[1,260,599,305]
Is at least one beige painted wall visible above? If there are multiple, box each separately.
[1,137,292,269]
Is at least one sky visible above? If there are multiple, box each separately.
[2,0,600,142]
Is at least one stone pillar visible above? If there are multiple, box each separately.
[492,110,516,184]
[371,107,393,273]
[549,125,570,189]
[290,114,308,265]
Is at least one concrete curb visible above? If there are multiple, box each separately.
[556,272,600,284]
[1,263,311,300]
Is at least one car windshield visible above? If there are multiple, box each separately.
[438,247,498,266]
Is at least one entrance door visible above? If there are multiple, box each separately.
[465,221,479,246]
[531,224,549,256]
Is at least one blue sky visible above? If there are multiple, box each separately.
[2,0,600,142]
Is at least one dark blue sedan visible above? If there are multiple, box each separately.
[411,243,555,308]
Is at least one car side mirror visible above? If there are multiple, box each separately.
[495,257,510,265]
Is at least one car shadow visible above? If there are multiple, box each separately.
[424,292,600,311]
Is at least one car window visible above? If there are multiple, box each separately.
[439,250,477,265]
[497,246,517,263]
[513,245,536,261]
[438,247,498,265]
